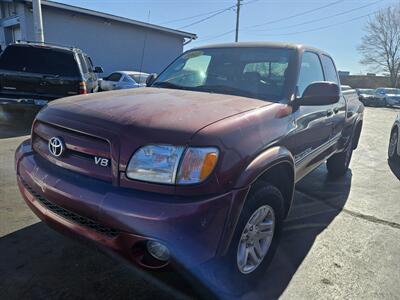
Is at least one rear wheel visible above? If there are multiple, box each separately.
[327,138,353,177]
[388,128,399,161]
[207,182,284,296]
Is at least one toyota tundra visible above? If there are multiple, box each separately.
[15,42,364,294]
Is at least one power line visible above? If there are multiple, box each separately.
[177,0,260,30]
[160,7,233,25]
[246,0,384,32]
[246,0,346,29]
[195,5,385,44]
[178,4,236,29]
[250,9,382,37]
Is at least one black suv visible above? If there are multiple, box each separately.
[0,41,103,116]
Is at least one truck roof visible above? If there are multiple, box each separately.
[191,41,327,55]
[11,41,82,54]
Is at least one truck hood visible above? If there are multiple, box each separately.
[37,87,271,169]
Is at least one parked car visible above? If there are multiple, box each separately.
[15,42,364,294]
[389,114,400,161]
[341,85,353,91]
[356,88,376,106]
[374,87,400,107]
[99,71,149,91]
[0,41,103,115]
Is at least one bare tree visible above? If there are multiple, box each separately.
[358,6,400,87]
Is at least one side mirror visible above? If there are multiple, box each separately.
[146,73,157,87]
[94,66,104,73]
[296,82,340,106]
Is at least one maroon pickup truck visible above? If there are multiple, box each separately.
[15,42,363,293]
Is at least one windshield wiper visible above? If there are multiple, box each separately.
[193,84,250,97]
[152,81,185,90]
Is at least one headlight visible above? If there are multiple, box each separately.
[126,145,219,185]
[126,145,184,184]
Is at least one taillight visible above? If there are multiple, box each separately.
[79,81,87,94]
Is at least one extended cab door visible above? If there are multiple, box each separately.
[293,51,335,179]
[321,55,346,141]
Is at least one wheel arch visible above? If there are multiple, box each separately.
[391,123,400,156]
[352,120,363,150]
[234,146,295,218]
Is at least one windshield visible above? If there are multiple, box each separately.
[152,47,295,101]
[0,45,80,77]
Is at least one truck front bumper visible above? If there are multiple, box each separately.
[15,140,249,269]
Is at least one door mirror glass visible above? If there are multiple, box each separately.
[298,81,340,106]
[146,73,157,87]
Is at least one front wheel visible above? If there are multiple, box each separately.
[327,139,353,177]
[388,128,399,161]
[207,182,284,296]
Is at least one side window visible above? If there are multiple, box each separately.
[122,75,131,83]
[77,53,88,74]
[84,56,93,72]
[297,52,324,96]
[321,55,339,84]
[107,73,122,81]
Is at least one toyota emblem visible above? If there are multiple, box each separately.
[48,137,65,157]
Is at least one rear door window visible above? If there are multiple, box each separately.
[84,56,94,73]
[321,55,339,84]
[297,52,325,96]
[78,53,88,74]
[129,74,148,84]
[0,45,80,77]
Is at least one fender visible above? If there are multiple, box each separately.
[217,146,295,256]
[234,146,295,189]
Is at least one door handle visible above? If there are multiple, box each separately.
[333,107,340,114]
[326,110,334,117]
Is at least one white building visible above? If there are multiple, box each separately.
[0,0,197,74]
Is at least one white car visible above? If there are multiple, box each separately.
[99,71,149,91]
[375,87,400,107]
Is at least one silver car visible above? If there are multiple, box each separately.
[375,87,400,107]
[389,114,400,161]
[99,71,149,91]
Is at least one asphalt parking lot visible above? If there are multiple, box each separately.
[0,107,399,299]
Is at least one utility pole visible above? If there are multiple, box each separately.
[32,0,44,42]
[235,0,241,42]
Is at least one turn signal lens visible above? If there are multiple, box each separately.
[177,147,219,184]
[200,152,218,180]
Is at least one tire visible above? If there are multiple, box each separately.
[206,182,285,297]
[388,128,399,161]
[327,138,353,177]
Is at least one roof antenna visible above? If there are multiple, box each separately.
[139,10,150,83]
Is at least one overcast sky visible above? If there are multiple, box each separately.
[54,0,397,74]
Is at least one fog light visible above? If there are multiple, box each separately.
[146,241,170,262]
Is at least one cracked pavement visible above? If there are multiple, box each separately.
[0,107,399,299]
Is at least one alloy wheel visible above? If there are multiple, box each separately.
[237,205,275,274]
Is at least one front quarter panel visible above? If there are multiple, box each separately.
[188,103,295,194]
